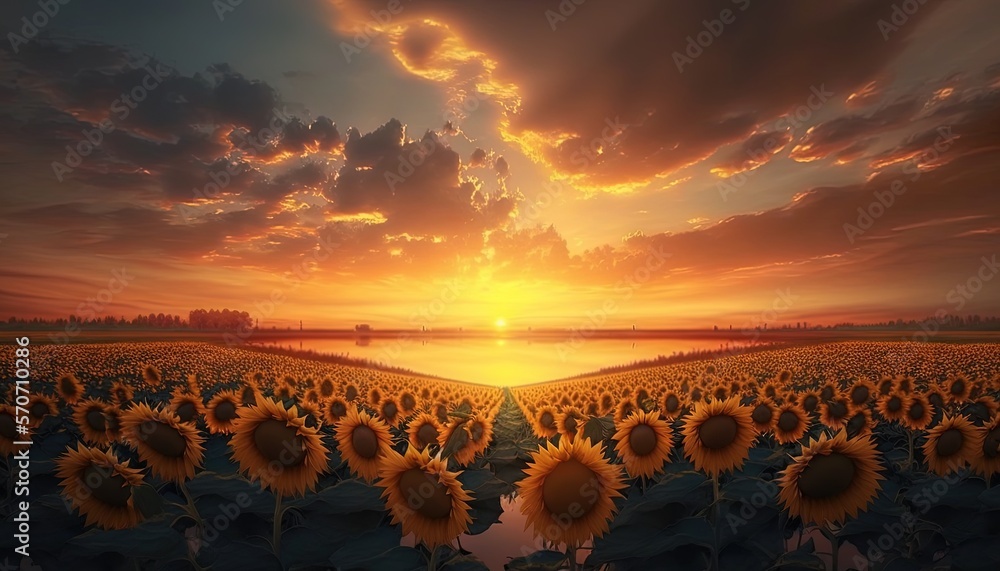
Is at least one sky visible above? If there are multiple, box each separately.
[1,0,999,330]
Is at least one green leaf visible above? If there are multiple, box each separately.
[69,514,187,559]
[132,483,165,518]
[503,550,567,571]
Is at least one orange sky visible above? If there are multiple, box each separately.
[1,0,999,329]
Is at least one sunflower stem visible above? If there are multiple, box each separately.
[567,546,578,571]
[427,544,439,571]
[822,525,839,571]
[711,474,720,571]
[272,493,283,556]
[905,430,915,469]
[178,480,202,525]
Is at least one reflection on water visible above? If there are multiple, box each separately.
[248,335,752,385]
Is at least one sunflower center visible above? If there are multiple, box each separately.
[60,378,78,395]
[86,410,107,431]
[564,415,578,434]
[665,395,679,412]
[907,402,925,421]
[847,414,867,438]
[139,421,187,458]
[417,423,439,448]
[30,402,49,419]
[382,402,398,420]
[751,404,773,425]
[0,413,16,439]
[827,401,848,419]
[328,401,347,419]
[540,412,555,429]
[345,386,358,401]
[950,380,966,395]
[850,386,869,404]
[802,395,818,413]
[887,397,902,412]
[797,452,855,499]
[83,465,132,508]
[935,429,964,458]
[400,468,452,519]
[470,422,484,442]
[983,427,1000,459]
[628,424,658,456]
[777,411,800,432]
[820,387,834,401]
[401,394,416,411]
[351,425,380,459]
[541,459,598,521]
[215,401,238,421]
[698,415,738,450]
[253,419,306,467]
[320,381,334,397]
[175,402,197,423]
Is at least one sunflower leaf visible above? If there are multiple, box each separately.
[503,550,567,571]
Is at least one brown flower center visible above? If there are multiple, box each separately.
[698,415,738,450]
[907,402,925,421]
[665,395,679,412]
[139,420,187,458]
[539,412,555,429]
[563,415,578,434]
[802,395,818,413]
[83,465,132,508]
[253,419,306,467]
[351,425,379,459]
[417,423,439,448]
[798,452,855,499]
[215,401,238,421]
[629,424,658,456]
[887,397,902,412]
[950,380,966,396]
[401,394,416,411]
[752,404,773,425]
[542,459,598,520]
[175,402,197,423]
[400,468,452,519]
[382,401,398,421]
[86,409,107,432]
[983,427,1000,459]
[851,386,869,405]
[935,428,964,458]
[60,377,78,396]
[777,411,800,432]
[30,402,50,420]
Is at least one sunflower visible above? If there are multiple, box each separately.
[946,377,971,405]
[778,430,883,525]
[141,365,162,388]
[820,396,851,431]
[557,407,586,442]
[26,394,58,427]
[971,415,1000,479]
[323,397,349,425]
[400,391,418,414]
[682,397,755,476]
[902,394,934,431]
[848,379,876,408]
[334,407,394,482]
[876,377,895,397]
[238,384,260,407]
[613,399,637,425]
[798,391,820,416]
[440,419,477,466]
[169,391,206,425]
[109,381,134,406]
[922,414,983,476]
[407,413,441,450]
[466,414,494,458]
[598,392,616,415]
[344,383,359,402]
[750,398,778,434]
[660,391,684,419]
[230,397,328,497]
[876,391,906,423]
[55,443,145,530]
[518,436,626,547]
[432,401,450,425]
[73,399,112,446]
[121,403,205,483]
[105,405,124,443]
[378,397,402,428]
[295,400,322,430]
[531,406,559,439]
[205,390,242,435]
[845,407,875,439]
[963,396,998,426]
[318,378,335,400]
[57,373,85,405]
[773,403,810,445]
[0,405,30,456]
[377,445,473,547]
[612,410,673,479]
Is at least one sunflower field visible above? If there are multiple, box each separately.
[2,341,1000,571]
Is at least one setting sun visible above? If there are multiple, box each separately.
[495,317,507,329]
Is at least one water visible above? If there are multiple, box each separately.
[247,335,751,385]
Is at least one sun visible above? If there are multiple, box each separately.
[494,317,507,329]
